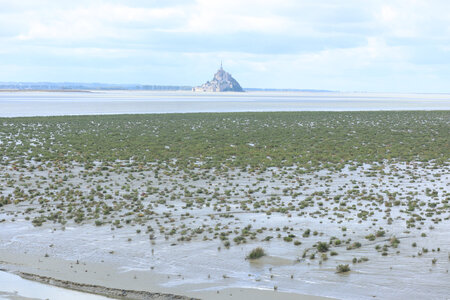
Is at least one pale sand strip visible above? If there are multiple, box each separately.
[188,288,335,300]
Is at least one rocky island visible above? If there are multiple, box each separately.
[193,64,243,92]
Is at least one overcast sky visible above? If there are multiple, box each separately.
[1,0,450,92]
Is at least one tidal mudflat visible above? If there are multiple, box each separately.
[0,111,449,299]
[2,90,450,117]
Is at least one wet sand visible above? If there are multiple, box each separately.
[0,250,331,300]
[1,162,449,299]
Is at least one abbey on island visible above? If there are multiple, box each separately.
[193,63,244,92]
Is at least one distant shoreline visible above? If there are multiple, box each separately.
[0,82,335,93]
[0,89,335,93]
[0,89,94,93]
[0,89,334,93]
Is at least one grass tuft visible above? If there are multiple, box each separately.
[247,247,266,260]
[336,264,351,273]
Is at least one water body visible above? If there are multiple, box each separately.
[0,91,449,117]
[0,271,110,300]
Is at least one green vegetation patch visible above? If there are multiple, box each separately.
[1,111,448,169]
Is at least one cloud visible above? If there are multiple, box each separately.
[0,0,450,92]
[375,1,450,38]
[10,3,186,41]
[179,0,296,34]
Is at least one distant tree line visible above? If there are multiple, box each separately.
[0,82,193,91]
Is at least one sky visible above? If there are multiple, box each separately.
[0,0,450,92]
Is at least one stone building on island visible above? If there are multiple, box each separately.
[193,63,244,92]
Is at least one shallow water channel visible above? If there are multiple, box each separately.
[0,271,110,300]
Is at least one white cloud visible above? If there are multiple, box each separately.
[12,3,186,41]
[180,0,297,34]
[1,0,450,92]
[380,5,397,22]
[6,0,307,41]
[375,0,450,38]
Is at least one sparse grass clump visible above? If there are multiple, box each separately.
[390,236,400,248]
[317,242,329,252]
[347,242,362,250]
[32,216,46,227]
[336,264,350,273]
[246,247,266,260]
[376,230,385,237]
[365,234,376,241]
[283,236,293,242]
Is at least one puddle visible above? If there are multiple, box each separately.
[0,271,111,300]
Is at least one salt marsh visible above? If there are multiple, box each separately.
[0,111,449,299]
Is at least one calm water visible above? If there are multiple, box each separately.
[0,91,449,117]
[0,271,110,300]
